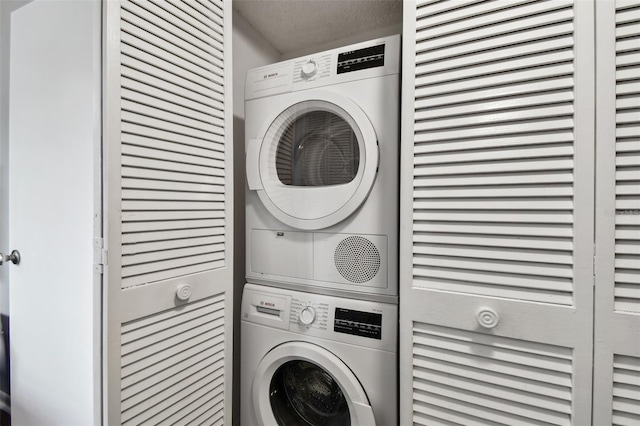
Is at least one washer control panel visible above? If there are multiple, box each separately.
[242,284,397,351]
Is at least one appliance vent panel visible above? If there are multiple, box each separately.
[120,294,226,425]
[614,3,640,313]
[612,354,640,425]
[334,236,381,283]
[412,322,573,425]
[119,0,227,289]
[412,0,577,305]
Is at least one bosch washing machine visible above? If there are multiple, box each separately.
[241,284,398,426]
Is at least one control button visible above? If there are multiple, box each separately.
[299,306,316,325]
[301,60,318,78]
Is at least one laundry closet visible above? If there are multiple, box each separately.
[0,0,637,425]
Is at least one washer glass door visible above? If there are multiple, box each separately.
[270,360,350,426]
[252,342,376,426]
[249,93,378,230]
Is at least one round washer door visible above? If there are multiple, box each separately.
[252,342,376,426]
[247,91,378,230]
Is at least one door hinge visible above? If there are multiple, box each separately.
[93,237,107,274]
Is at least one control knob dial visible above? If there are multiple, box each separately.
[301,59,318,78]
[299,306,316,325]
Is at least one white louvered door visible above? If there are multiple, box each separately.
[400,1,595,424]
[594,1,640,424]
[104,1,233,424]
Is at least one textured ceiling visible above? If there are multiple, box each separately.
[232,0,403,55]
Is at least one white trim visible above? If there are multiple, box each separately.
[570,2,596,424]
[102,0,123,422]
[593,1,616,420]
[398,1,417,425]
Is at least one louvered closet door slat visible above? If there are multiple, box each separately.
[121,63,224,108]
[417,0,542,29]
[417,35,574,76]
[416,91,574,122]
[401,1,594,424]
[594,1,640,424]
[121,0,222,61]
[120,10,223,75]
[121,88,224,129]
[120,32,223,89]
[163,0,223,41]
[121,2,223,70]
[416,63,574,99]
[419,7,574,51]
[120,43,223,101]
[120,75,224,119]
[104,0,232,424]
[148,1,222,50]
[416,77,575,111]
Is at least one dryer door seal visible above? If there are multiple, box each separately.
[248,91,378,230]
[252,341,376,426]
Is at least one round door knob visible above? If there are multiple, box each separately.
[301,60,318,78]
[176,284,192,301]
[299,306,316,325]
[476,308,499,329]
[0,250,20,266]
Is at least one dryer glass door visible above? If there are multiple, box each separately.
[249,93,379,230]
[275,110,360,188]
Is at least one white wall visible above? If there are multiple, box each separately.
[231,9,279,425]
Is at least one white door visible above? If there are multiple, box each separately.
[400,1,595,424]
[102,0,234,423]
[7,1,102,424]
[594,1,640,423]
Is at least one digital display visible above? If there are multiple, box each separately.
[334,308,382,340]
[337,44,385,74]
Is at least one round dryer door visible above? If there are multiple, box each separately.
[252,342,376,426]
[246,91,378,230]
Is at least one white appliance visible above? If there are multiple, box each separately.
[241,283,397,426]
[245,36,400,301]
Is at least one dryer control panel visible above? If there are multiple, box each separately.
[245,34,400,101]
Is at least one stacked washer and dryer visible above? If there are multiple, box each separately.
[241,35,400,426]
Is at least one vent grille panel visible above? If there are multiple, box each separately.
[412,0,576,305]
[120,294,226,425]
[119,0,227,289]
[412,322,573,426]
[334,236,381,283]
[614,1,640,313]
